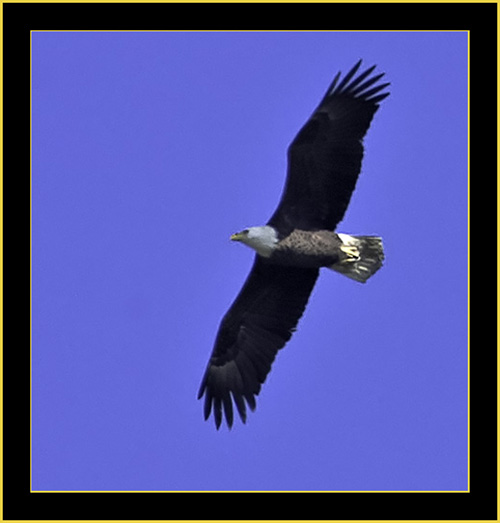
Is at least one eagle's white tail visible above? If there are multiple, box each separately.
[330,234,384,283]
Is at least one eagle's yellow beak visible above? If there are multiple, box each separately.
[230,232,244,241]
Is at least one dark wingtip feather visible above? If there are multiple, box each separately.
[321,70,342,104]
[350,72,385,97]
[223,394,234,429]
[332,59,363,95]
[213,397,223,429]
[345,64,376,93]
[244,392,257,412]
[362,82,391,101]
[233,392,247,424]
[323,60,390,106]
[197,381,205,400]
[203,389,212,420]
[369,91,390,104]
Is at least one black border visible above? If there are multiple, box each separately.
[5,1,496,521]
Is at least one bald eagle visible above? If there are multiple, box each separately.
[198,60,390,429]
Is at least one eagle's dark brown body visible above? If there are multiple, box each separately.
[270,229,343,267]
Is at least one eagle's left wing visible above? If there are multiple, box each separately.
[268,60,390,236]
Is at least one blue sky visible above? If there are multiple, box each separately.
[31,31,468,492]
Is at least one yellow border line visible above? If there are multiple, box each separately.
[28,29,471,496]
[4,0,499,3]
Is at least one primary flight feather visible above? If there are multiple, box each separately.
[198,60,390,429]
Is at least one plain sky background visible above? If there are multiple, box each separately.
[31,31,468,492]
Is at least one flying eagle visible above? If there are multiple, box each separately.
[198,60,390,429]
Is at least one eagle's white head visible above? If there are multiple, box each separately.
[230,226,279,258]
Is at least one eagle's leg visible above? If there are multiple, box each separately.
[339,244,360,261]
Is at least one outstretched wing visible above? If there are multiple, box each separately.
[198,257,319,429]
[268,60,390,236]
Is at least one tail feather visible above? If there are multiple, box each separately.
[330,234,384,283]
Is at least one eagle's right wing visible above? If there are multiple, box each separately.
[198,257,319,429]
